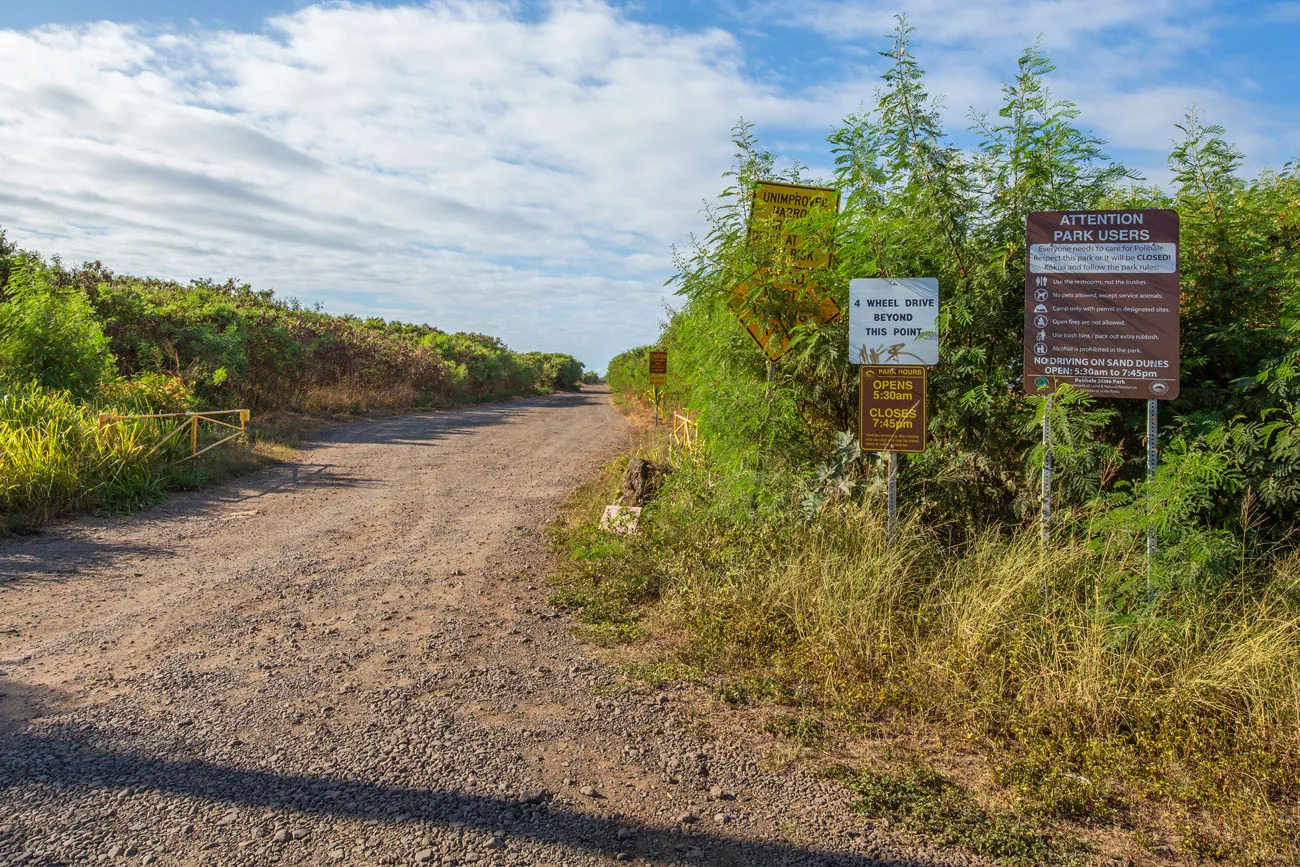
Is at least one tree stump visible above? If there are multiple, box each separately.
[620,458,670,506]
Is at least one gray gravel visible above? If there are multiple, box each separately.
[0,389,974,866]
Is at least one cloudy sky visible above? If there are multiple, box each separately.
[1,1,1297,372]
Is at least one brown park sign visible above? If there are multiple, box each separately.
[648,350,667,387]
[859,365,927,454]
[733,180,841,361]
[1024,209,1180,399]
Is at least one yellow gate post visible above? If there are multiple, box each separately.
[96,409,251,463]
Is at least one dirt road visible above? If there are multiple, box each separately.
[0,389,956,866]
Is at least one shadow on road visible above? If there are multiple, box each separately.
[0,677,68,735]
[0,538,176,588]
[0,726,920,867]
[0,464,376,588]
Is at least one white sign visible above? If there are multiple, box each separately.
[849,278,940,366]
[1029,243,1177,274]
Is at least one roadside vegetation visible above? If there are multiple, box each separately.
[557,22,1300,865]
[0,232,585,532]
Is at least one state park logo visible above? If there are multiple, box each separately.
[1035,376,1050,391]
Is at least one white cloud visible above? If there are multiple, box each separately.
[0,2,825,371]
[1266,2,1300,20]
[2,1,1296,373]
[766,0,1298,179]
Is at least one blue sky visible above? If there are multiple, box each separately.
[2,1,1298,372]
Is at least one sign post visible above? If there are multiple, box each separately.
[858,365,928,543]
[851,277,939,544]
[1147,398,1158,589]
[1042,397,1052,546]
[888,452,899,542]
[648,351,667,427]
[1024,209,1180,552]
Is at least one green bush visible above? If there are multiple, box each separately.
[584,19,1300,859]
[0,239,587,531]
[655,24,1300,544]
[0,377,193,529]
[0,257,115,398]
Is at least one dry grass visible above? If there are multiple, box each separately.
[554,445,1300,863]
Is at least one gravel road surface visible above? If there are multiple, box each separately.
[0,388,969,866]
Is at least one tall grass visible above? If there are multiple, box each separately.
[558,450,1300,860]
[0,380,205,530]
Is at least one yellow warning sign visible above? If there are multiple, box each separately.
[747,180,839,270]
[734,181,841,361]
[729,270,840,361]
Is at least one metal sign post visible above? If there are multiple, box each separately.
[766,360,775,399]
[859,365,928,546]
[887,452,899,544]
[1147,398,1158,581]
[1041,396,1052,545]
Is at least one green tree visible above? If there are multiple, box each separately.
[0,257,115,398]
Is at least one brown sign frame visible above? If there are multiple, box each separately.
[1024,208,1180,400]
[859,365,927,454]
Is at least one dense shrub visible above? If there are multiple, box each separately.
[660,25,1300,548]
[0,237,586,528]
[0,376,193,530]
[0,257,115,399]
[584,21,1300,859]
